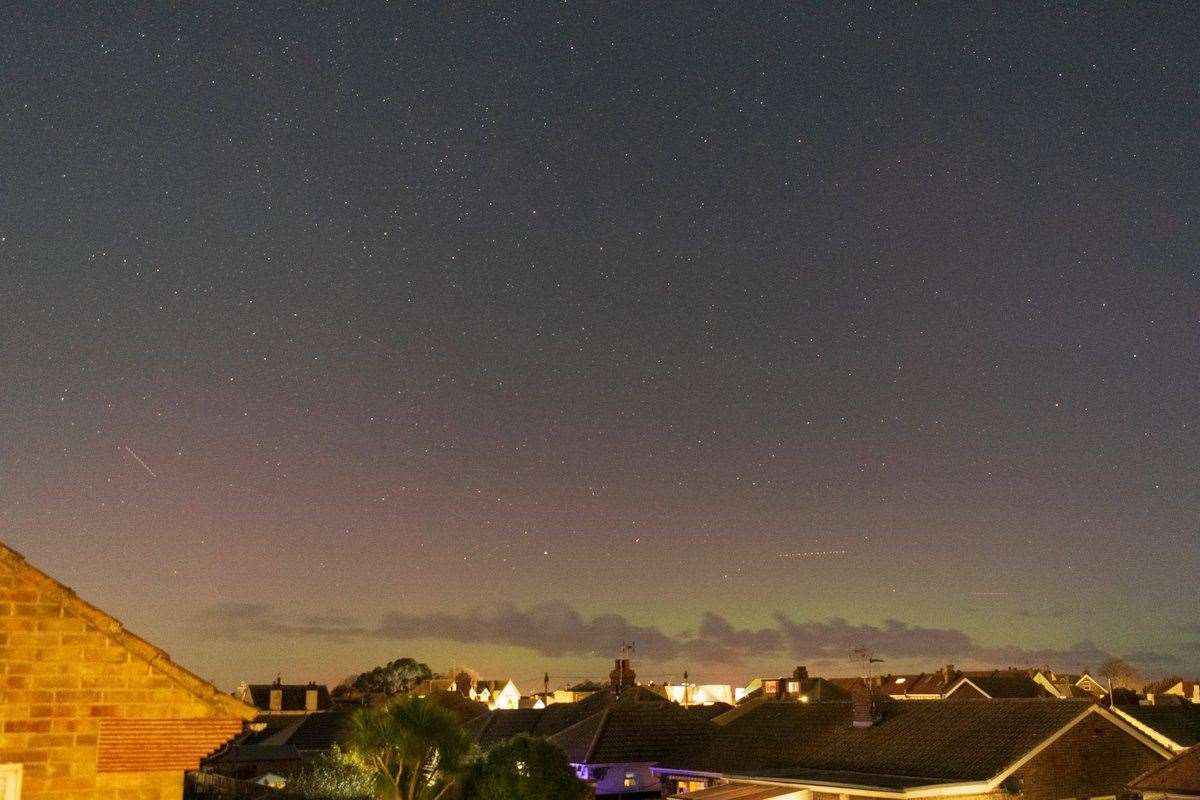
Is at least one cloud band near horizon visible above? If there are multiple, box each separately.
[196,601,1186,673]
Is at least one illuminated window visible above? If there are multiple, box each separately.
[787,681,799,693]
[624,772,637,788]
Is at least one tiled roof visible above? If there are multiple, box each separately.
[426,690,489,723]
[97,718,246,773]
[1129,744,1200,793]
[242,714,307,745]
[550,700,715,765]
[474,708,546,748]
[246,683,332,712]
[470,687,667,749]
[267,711,353,752]
[687,703,734,721]
[879,672,954,698]
[206,743,302,765]
[0,542,257,721]
[1116,705,1200,749]
[952,673,1049,699]
[662,698,1097,781]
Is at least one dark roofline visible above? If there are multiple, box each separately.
[654,703,1171,792]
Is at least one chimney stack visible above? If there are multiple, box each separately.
[941,664,955,687]
[609,658,635,692]
[850,681,880,728]
[793,665,808,681]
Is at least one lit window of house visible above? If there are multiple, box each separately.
[0,763,22,799]
[624,772,637,788]
[787,680,800,693]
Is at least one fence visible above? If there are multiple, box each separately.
[185,771,279,799]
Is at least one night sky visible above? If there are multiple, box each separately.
[3,4,1198,692]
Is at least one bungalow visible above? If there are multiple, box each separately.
[654,695,1170,799]
[1128,744,1200,799]
[0,542,257,800]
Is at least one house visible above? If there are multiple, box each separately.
[467,686,711,796]
[1031,670,1104,699]
[458,679,522,709]
[659,683,737,707]
[1075,672,1109,697]
[468,687,636,749]
[207,687,489,781]
[1112,705,1200,753]
[1128,744,1200,799]
[202,743,302,782]
[0,542,257,800]
[549,695,714,797]
[235,678,331,714]
[741,667,850,704]
[654,697,1170,799]
[833,667,1052,702]
[943,669,1053,700]
[1147,680,1200,705]
[877,671,954,700]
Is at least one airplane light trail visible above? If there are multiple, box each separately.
[120,445,158,479]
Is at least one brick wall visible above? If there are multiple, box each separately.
[0,547,254,800]
[1014,712,1164,800]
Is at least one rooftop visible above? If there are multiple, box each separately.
[662,698,1102,783]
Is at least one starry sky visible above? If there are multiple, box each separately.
[3,3,1198,692]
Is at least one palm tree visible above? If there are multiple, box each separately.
[345,695,471,800]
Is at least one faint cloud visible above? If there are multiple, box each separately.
[375,602,682,660]
[195,602,369,642]
[1123,650,1180,665]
